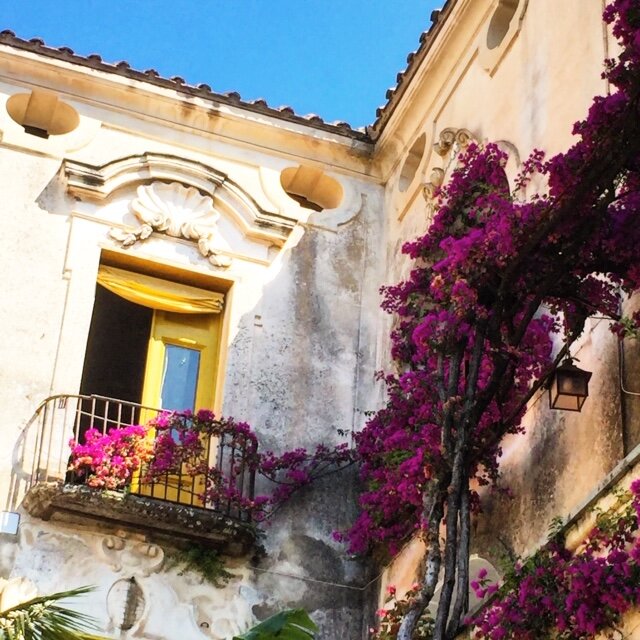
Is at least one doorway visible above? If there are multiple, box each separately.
[80,275,223,415]
[77,267,225,505]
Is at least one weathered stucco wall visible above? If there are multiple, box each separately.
[0,49,385,639]
[2,0,640,637]
[375,0,640,612]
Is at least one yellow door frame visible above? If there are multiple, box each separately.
[141,310,221,412]
[138,310,222,505]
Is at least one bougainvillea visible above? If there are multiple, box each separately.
[369,481,640,640]
[69,408,355,520]
[356,1,640,638]
[471,480,640,639]
[69,425,153,490]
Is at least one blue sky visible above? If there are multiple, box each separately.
[0,1,442,128]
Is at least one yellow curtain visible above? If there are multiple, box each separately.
[97,266,224,314]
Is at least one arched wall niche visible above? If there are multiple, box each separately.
[398,133,427,193]
[63,153,298,249]
[494,139,521,192]
[378,539,501,616]
[486,0,520,50]
[0,90,100,157]
[479,0,529,74]
[280,165,344,211]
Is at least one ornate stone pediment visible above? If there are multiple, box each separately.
[109,182,232,268]
[63,153,299,254]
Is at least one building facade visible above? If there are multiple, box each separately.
[1,0,638,638]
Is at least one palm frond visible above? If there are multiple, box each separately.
[0,586,105,640]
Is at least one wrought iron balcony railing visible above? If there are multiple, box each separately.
[21,394,256,523]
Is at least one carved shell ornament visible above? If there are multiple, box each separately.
[109,181,232,268]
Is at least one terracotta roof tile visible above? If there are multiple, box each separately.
[0,1,457,144]
[0,29,370,142]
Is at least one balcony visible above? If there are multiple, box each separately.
[19,394,258,556]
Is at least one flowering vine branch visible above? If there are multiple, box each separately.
[471,480,640,639]
[69,409,355,521]
[374,480,640,640]
[340,2,640,638]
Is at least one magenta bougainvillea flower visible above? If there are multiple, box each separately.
[69,409,354,519]
[68,425,153,490]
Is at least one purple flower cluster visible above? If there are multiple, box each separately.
[338,0,640,557]
[471,480,640,639]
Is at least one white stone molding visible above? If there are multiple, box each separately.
[63,153,297,248]
[109,182,232,268]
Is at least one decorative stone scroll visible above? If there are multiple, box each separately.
[109,182,232,268]
[423,127,477,221]
[433,127,476,158]
[422,167,445,222]
[98,535,165,576]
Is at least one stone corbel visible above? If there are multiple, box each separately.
[434,127,476,158]
[99,535,127,572]
[422,127,477,222]
[422,167,445,222]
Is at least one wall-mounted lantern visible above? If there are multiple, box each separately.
[549,360,592,412]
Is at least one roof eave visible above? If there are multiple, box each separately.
[367,0,459,141]
[0,30,371,144]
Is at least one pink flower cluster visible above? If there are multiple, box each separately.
[69,425,153,490]
[69,409,355,522]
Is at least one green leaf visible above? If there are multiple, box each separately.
[233,609,318,640]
